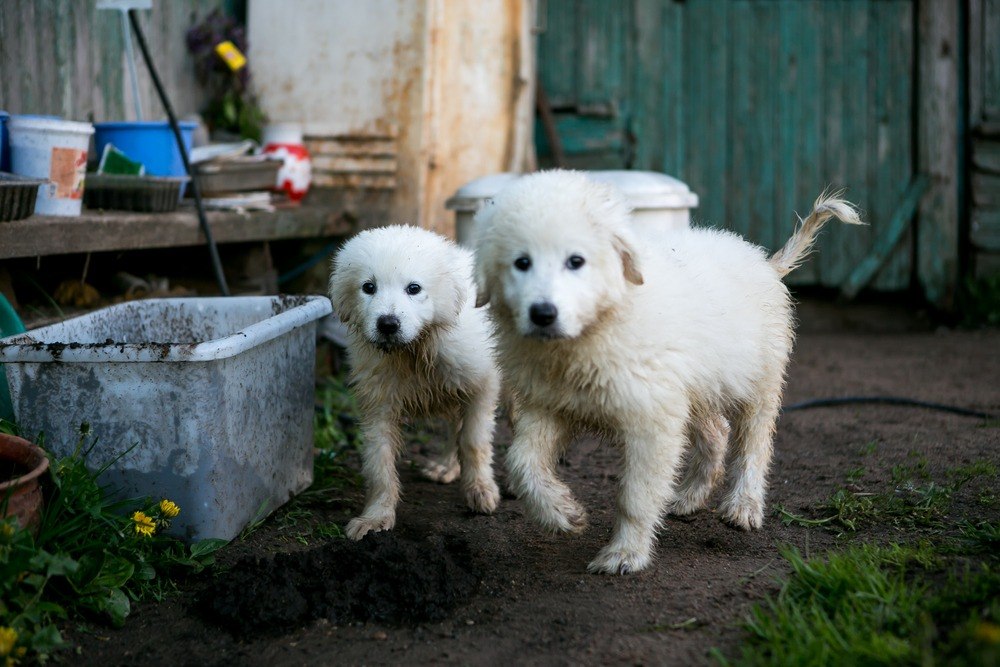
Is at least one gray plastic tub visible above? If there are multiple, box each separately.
[0,295,332,541]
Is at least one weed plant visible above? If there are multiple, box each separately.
[0,423,224,663]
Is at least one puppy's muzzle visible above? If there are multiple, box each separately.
[529,302,558,327]
[377,314,400,335]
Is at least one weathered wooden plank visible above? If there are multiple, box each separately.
[841,175,928,298]
[0,206,349,259]
[576,0,626,115]
[973,138,1000,173]
[727,1,753,246]
[971,208,1000,251]
[683,0,728,229]
[631,0,665,173]
[973,172,1000,207]
[872,0,914,291]
[917,0,961,307]
[984,0,1000,121]
[311,156,398,174]
[0,0,220,121]
[537,0,577,109]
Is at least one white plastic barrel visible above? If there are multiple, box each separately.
[446,170,699,246]
[8,117,94,216]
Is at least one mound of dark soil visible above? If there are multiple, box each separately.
[200,532,478,634]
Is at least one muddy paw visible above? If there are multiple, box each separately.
[587,545,652,575]
[464,478,501,514]
[669,493,707,517]
[345,513,395,540]
[535,495,588,535]
[719,498,764,531]
[421,459,461,484]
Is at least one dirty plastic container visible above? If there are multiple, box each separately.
[0,111,9,172]
[444,173,520,247]
[93,121,195,177]
[446,170,699,246]
[8,116,94,216]
[0,295,333,542]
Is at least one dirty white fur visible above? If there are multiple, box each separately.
[329,225,502,540]
[473,170,862,574]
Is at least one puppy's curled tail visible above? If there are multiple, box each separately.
[769,191,864,278]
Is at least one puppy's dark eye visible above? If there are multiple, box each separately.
[361,281,376,295]
[406,282,422,295]
[566,255,585,270]
[514,256,531,271]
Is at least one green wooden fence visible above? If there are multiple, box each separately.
[537,0,916,290]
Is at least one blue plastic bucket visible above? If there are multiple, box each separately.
[0,111,9,172]
[93,121,195,177]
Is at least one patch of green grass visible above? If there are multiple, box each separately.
[1,426,224,663]
[722,543,1000,666]
[779,458,997,535]
[958,274,1000,328]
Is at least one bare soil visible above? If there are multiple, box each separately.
[67,302,1000,666]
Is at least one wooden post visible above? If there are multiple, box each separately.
[917,0,961,308]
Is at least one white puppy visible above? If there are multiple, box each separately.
[329,225,502,540]
[473,170,861,574]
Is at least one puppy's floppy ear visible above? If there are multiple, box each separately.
[436,257,472,326]
[328,255,356,323]
[612,232,644,286]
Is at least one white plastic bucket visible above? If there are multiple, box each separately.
[8,117,94,216]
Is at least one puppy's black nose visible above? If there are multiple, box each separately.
[529,302,558,327]
[376,314,400,335]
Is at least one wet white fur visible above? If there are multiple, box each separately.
[329,225,501,540]
[473,170,861,574]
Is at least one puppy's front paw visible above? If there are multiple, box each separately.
[719,497,764,531]
[587,545,652,575]
[345,512,395,540]
[465,477,501,514]
[533,495,588,535]
[421,458,461,484]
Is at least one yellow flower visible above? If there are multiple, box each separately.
[0,523,14,540]
[159,499,180,518]
[975,621,1000,644]
[132,511,156,537]
[0,627,17,656]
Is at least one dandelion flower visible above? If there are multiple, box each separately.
[0,627,17,656]
[159,499,180,518]
[132,511,156,537]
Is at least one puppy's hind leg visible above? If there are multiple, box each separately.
[670,414,729,516]
[420,422,461,484]
[456,384,501,514]
[718,394,780,531]
[346,414,404,540]
[506,409,585,534]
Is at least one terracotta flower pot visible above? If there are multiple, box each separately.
[0,433,49,532]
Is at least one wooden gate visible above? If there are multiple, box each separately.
[537,0,919,290]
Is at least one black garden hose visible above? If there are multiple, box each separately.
[128,9,230,296]
[783,396,996,421]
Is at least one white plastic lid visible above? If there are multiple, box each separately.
[589,170,699,209]
[445,172,521,211]
[445,170,698,211]
[7,116,94,137]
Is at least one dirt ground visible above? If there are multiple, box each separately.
[67,300,1000,666]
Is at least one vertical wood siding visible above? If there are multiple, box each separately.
[0,0,225,123]
[538,0,916,290]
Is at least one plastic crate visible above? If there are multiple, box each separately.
[0,295,332,541]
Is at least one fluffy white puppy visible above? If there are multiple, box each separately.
[473,170,861,574]
[329,225,502,540]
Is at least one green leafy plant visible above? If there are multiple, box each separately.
[0,427,226,663]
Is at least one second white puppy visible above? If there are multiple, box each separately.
[474,170,861,574]
[329,225,501,540]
